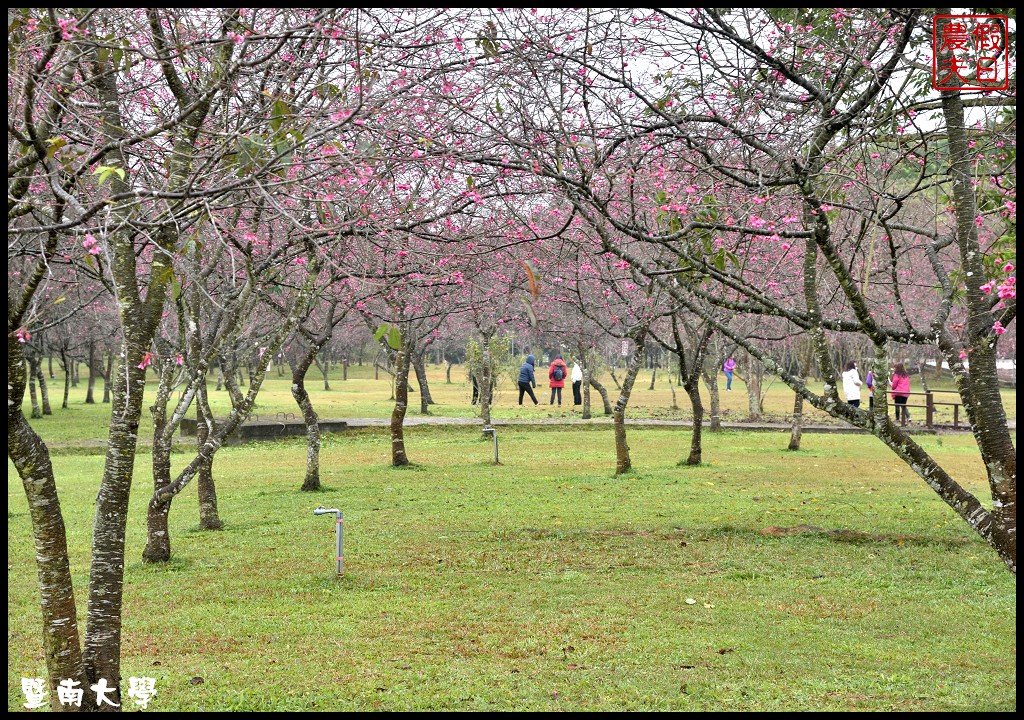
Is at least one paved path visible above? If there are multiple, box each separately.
[333,416,1003,434]
[43,414,1013,450]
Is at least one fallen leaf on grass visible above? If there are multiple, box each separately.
[685,598,697,605]
[703,603,715,609]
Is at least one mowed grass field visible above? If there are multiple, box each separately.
[17,361,1017,445]
[8,422,1016,711]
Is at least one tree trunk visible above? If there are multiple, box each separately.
[683,378,703,465]
[671,315,711,465]
[292,345,323,491]
[60,349,71,410]
[940,82,1016,573]
[8,340,87,709]
[701,362,722,431]
[28,358,42,418]
[416,360,429,414]
[446,360,453,384]
[788,343,813,451]
[609,366,622,390]
[85,342,156,702]
[144,279,313,562]
[668,377,679,410]
[480,335,494,428]
[413,350,435,410]
[613,334,646,474]
[318,348,331,390]
[86,340,97,404]
[917,359,931,393]
[390,336,411,466]
[142,362,176,563]
[582,366,593,420]
[48,353,55,379]
[788,392,804,451]
[744,350,762,421]
[222,358,244,406]
[102,352,114,403]
[70,358,79,387]
[648,366,657,390]
[342,356,348,381]
[35,357,52,415]
[589,375,613,415]
[196,388,223,530]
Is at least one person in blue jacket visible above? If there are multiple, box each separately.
[517,354,539,405]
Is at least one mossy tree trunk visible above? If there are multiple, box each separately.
[86,339,97,404]
[390,330,411,466]
[613,330,647,475]
[293,342,324,492]
[8,335,87,710]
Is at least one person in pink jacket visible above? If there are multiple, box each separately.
[890,363,911,423]
[723,357,736,391]
[548,355,568,406]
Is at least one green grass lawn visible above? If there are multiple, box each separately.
[19,362,1017,446]
[8,427,1016,711]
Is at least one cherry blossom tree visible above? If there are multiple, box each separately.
[477,8,1014,571]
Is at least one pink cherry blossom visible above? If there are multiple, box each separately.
[994,276,1016,300]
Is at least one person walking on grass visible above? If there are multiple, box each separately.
[723,356,736,391]
[548,355,568,406]
[571,361,583,406]
[842,360,863,408]
[865,369,874,410]
[891,363,911,423]
[517,354,539,406]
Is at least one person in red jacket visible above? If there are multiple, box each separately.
[548,355,568,406]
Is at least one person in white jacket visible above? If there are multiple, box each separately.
[842,360,863,408]
[571,361,584,406]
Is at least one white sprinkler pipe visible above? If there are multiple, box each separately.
[313,506,343,575]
